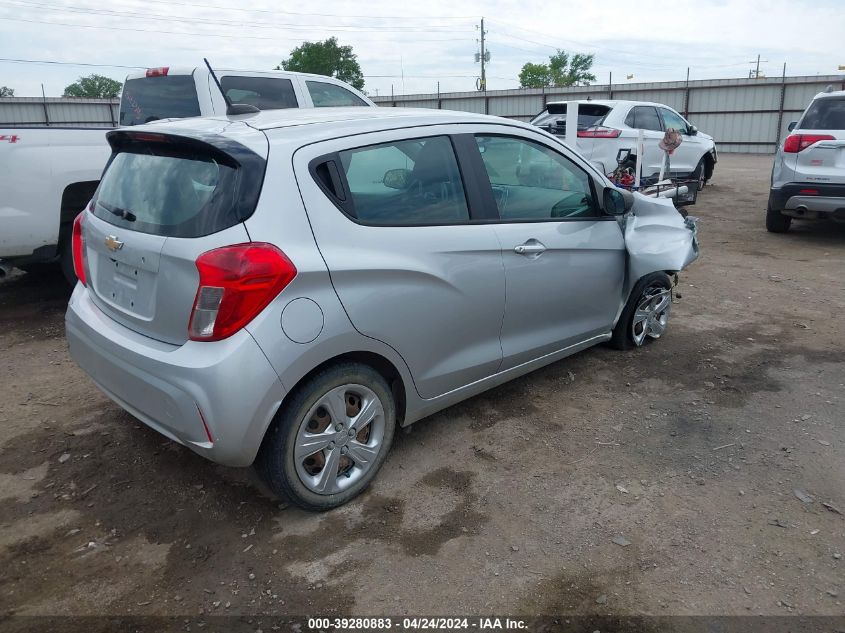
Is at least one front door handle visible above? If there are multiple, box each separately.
[514,240,546,256]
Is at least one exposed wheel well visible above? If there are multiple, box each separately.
[703,152,715,179]
[274,351,407,431]
[60,181,99,227]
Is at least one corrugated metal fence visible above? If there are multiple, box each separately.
[0,96,119,128]
[373,75,845,153]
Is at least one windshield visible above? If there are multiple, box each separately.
[119,75,200,126]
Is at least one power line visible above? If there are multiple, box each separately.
[0,15,472,42]
[0,0,475,33]
[73,0,477,21]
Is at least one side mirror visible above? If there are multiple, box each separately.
[787,121,797,132]
[383,168,411,190]
[603,186,633,215]
[688,125,698,136]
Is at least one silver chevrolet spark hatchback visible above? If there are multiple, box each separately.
[66,107,699,510]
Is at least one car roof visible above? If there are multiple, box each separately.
[239,107,504,131]
[124,66,364,83]
[125,107,535,147]
[544,99,666,109]
[813,89,845,100]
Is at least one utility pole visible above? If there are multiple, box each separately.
[475,18,489,91]
[748,54,768,79]
[480,17,487,91]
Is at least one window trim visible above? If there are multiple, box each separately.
[309,134,479,228]
[468,132,614,224]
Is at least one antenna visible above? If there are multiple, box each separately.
[203,58,259,116]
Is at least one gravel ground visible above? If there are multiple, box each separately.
[0,154,843,621]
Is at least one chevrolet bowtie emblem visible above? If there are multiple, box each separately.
[105,235,124,252]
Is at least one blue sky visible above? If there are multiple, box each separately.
[0,0,843,97]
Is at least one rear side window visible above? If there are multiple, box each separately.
[625,106,663,131]
[800,97,845,130]
[92,134,265,238]
[220,76,298,110]
[119,76,200,126]
[333,136,470,225]
[306,81,368,107]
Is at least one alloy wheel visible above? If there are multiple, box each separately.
[631,286,672,346]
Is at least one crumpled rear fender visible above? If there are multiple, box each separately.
[622,193,699,294]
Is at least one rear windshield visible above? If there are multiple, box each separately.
[532,104,610,131]
[220,75,298,110]
[800,97,845,130]
[92,136,265,238]
[119,75,200,126]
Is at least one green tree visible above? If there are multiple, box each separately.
[518,50,596,88]
[518,63,552,89]
[277,37,364,90]
[0,86,14,97]
[63,74,122,98]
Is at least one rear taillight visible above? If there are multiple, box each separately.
[145,67,170,77]
[71,212,87,286]
[578,126,621,139]
[783,134,835,153]
[188,243,297,342]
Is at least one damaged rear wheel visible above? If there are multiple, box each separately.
[610,272,673,350]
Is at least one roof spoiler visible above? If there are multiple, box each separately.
[204,58,260,116]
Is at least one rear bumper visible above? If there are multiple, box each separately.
[769,183,845,220]
[65,285,286,467]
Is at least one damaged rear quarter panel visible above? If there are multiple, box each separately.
[622,193,699,290]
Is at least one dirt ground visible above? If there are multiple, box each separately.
[0,154,843,623]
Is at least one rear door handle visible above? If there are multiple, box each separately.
[514,241,546,255]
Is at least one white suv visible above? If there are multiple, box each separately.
[530,100,717,188]
[767,89,845,233]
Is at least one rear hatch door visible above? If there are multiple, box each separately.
[795,96,845,185]
[84,123,267,344]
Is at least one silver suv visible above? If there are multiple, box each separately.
[767,89,845,232]
[65,108,698,510]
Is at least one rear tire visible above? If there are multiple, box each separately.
[766,205,792,233]
[256,363,395,511]
[610,272,673,351]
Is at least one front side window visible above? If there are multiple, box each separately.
[659,108,690,134]
[475,135,597,220]
[625,106,663,132]
[337,136,470,225]
[307,81,368,107]
[220,76,298,110]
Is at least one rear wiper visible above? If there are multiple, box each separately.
[100,202,137,222]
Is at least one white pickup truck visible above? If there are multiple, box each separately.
[0,65,374,281]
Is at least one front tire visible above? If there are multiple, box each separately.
[766,204,792,233]
[256,363,396,511]
[610,272,673,350]
[692,158,706,191]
